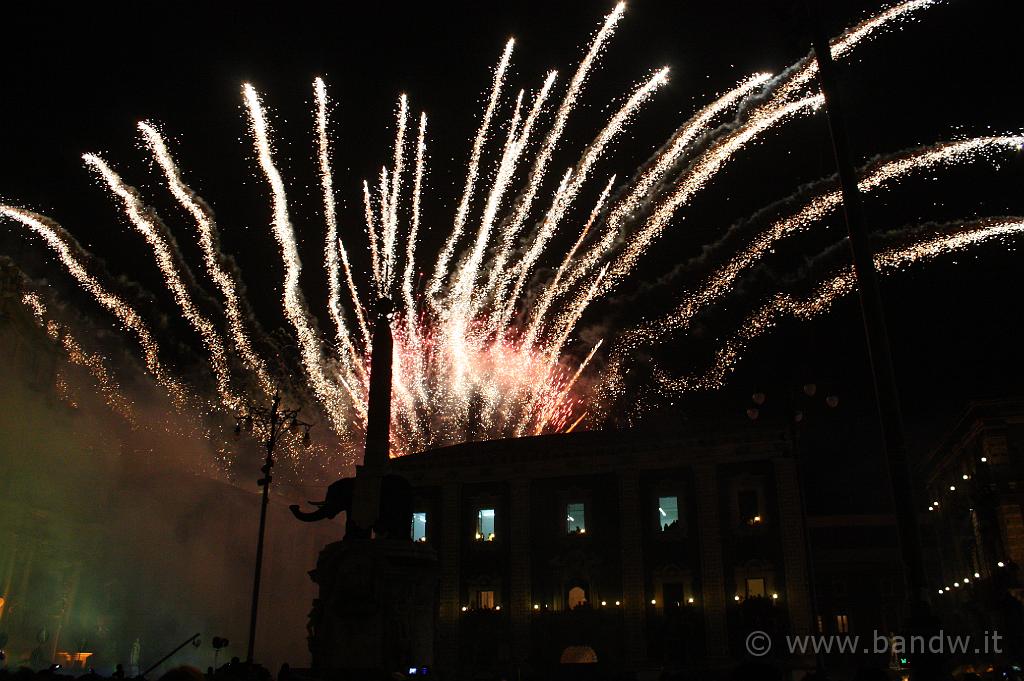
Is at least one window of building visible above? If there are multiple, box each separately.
[663,582,684,609]
[836,614,849,633]
[476,590,495,609]
[566,502,586,534]
[476,508,496,541]
[745,577,766,598]
[816,615,824,633]
[568,586,587,610]
[411,512,427,543]
[658,496,680,531]
[738,489,761,525]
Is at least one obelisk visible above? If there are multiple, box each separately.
[350,297,394,535]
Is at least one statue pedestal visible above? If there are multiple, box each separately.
[307,539,438,675]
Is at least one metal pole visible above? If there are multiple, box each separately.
[803,0,927,606]
[141,633,200,678]
[246,393,280,664]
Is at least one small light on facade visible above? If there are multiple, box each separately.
[964,577,970,583]
[953,582,960,588]
[950,485,956,491]
[495,605,501,611]
[601,601,607,607]
[974,572,981,578]
[650,599,656,605]
[944,587,950,591]
[927,506,934,512]
[998,561,1006,568]
[615,600,621,606]
[734,595,741,602]
[933,501,939,506]
[771,593,779,600]
[981,456,987,463]
[963,474,969,480]
[533,604,539,610]
[461,606,468,612]
[938,589,944,595]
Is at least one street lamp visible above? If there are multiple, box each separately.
[744,381,839,672]
[235,393,313,665]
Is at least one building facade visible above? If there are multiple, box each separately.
[918,399,1024,657]
[390,426,814,677]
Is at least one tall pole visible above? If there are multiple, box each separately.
[247,393,280,664]
[803,1,927,606]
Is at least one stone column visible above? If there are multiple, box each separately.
[437,482,461,678]
[509,478,532,666]
[773,456,813,636]
[619,469,647,666]
[695,463,729,660]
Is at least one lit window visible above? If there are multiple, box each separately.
[738,489,761,525]
[476,590,495,609]
[476,508,496,541]
[658,496,679,531]
[836,614,849,633]
[568,586,587,609]
[411,512,427,543]
[566,502,586,534]
[746,577,766,598]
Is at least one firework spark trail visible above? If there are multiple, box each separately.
[402,112,428,337]
[83,154,240,410]
[484,3,626,306]
[563,1,938,309]
[655,217,1024,393]
[554,73,773,300]
[494,67,670,327]
[549,263,608,355]
[448,90,526,315]
[243,83,357,428]
[0,206,188,406]
[477,71,559,302]
[315,78,372,365]
[400,114,433,411]
[138,122,276,398]
[384,95,409,289]
[532,339,603,435]
[608,95,824,288]
[559,94,824,337]
[628,135,1024,343]
[429,37,516,300]
[22,292,138,424]
[772,0,939,106]
[524,174,616,347]
[363,179,382,291]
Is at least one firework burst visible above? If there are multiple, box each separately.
[2,1,1021,476]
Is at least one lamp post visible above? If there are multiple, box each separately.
[798,0,926,609]
[235,393,313,665]
[747,381,839,673]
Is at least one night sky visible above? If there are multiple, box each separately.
[2,0,1022,491]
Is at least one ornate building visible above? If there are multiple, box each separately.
[390,425,815,677]
[918,398,1024,653]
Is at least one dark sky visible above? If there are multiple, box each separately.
[1,0,1022,472]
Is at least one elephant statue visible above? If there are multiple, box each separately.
[290,474,413,541]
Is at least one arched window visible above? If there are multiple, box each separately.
[560,646,598,664]
[568,586,587,609]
